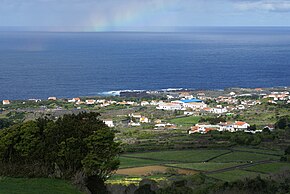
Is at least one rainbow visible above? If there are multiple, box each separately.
[84,1,179,32]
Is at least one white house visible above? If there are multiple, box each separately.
[156,103,184,111]
[141,101,150,106]
[218,122,235,132]
[140,116,150,123]
[103,119,115,128]
[2,100,10,105]
[211,107,228,114]
[48,97,57,101]
[86,99,96,105]
[183,102,208,110]
[68,97,81,103]
[233,121,250,131]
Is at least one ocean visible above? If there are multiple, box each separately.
[0,27,290,100]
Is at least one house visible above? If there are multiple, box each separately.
[2,100,10,105]
[188,124,219,134]
[233,121,250,131]
[237,105,245,110]
[140,116,150,123]
[156,103,184,111]
[68,97,81,103]
[103,119,114,128]
[141,101,150,106]
[48,97,57,101]
[184,111,195,116]
[86,99,96,105]
[172,99,207,110]
[211,107,228,114]
[263,125,275,131]
[155,123,176,130]
[183,102,207,110]
[218,122,235,132]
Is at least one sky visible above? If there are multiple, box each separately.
[1,0,290,31]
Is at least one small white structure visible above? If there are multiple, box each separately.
[2,100,10,105]
[48,97,57,101]
[86,99,96,105]
[184,111,195,116]
[211,107,228,114]
[237,105,245,110]
[103,119,114,128]
[141,101,150,106]
[140,116,150,123]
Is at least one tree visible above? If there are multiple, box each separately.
[275,116,290,130]
[0,112,121,193]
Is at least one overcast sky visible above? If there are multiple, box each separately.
[1,0,290,31]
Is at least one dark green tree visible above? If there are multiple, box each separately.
[0,112,121,193]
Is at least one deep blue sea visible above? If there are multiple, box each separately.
[0,27,290,100]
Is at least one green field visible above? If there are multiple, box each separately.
[119,157,166,168]
[0,177,82,194]
[167,162,240,172]
[232,147,283,156]
[169,116,200,126]
[207,169,265,182]
[245,162,290,174]
[123,149,230,163]
[212,151,280,162]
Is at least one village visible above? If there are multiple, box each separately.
[1,87,289,136]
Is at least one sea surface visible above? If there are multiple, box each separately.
[0,27,290,100]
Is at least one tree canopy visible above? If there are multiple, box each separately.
[0,112,121,183]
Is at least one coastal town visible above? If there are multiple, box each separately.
[1,87,289,137]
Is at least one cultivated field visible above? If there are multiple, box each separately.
[112,147,285,184]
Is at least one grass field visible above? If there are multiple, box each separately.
[123,149,230,163]
[212,151,280,162]
[166,162,240,172]
[245,162,290,174]
[119,157,166,169]
[0,177,82,194]
[207,169,265,182]
[232,147,283,156]
[169,116,200,127]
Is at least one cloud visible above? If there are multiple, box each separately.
[234,0,290,12]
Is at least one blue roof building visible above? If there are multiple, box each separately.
[180,99,203,103]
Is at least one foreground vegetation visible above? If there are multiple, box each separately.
[0,177,82,194]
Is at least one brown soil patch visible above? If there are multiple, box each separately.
[116,165,197,176]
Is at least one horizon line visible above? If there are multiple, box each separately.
[1,25,290,33]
